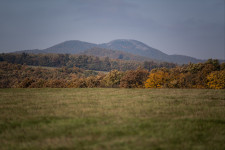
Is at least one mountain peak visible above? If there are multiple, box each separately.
[55,40,95,45]
[109,39,136,42]
[103,39,151,51]
[108,39,143,44]
[44,40,97,54]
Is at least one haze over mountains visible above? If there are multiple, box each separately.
[14,39,205,64]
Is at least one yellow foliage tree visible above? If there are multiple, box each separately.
[207,70,225,89]
[103,70,123,88]
[145,70,169,88]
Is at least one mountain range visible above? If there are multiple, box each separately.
[14,39,205,64]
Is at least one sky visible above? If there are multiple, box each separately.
[0,0,224,60]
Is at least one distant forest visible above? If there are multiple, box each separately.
[0,53,224,89]
[0,53,176,71]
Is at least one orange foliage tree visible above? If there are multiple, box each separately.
[145,69,169,88]
[207,70,225,89]
[120,68,149,88]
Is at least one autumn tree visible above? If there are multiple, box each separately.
[19,77,35,88]
[85,76,102,88]
[102,70,124,87]
[120,68,149,88]
[145,69,169,88]
[207,70,225,89]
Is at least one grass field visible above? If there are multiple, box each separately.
[0,88,224,150]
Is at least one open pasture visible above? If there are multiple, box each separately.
[0,88,224,150]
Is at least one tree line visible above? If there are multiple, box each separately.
[0,59,224,89]
[0,53,176,71]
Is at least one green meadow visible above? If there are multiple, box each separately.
[0,88,224,150]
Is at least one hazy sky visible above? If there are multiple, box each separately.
[0,0,224,59]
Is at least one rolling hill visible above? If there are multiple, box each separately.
[79,47,155,62]
[14,49,46,54]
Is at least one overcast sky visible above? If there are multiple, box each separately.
[0,0,224,59]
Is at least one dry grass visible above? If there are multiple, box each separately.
[0,88,224,150]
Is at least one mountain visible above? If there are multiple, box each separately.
[44,40,97,54]
[11,39,205,64]
[100,39,167,59]
[79,47,155,62]
[99,39,202,64]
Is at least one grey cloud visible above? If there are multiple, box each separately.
[0,0,224,59]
